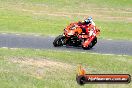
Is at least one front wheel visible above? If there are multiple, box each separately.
[53,35,65,47]
[82,37,97,50]
[91,36,97,48]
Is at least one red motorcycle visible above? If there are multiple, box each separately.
[53,22,100,49]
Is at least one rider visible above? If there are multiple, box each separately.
[78,17,96,35]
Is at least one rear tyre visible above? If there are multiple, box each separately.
[53,35,65,47]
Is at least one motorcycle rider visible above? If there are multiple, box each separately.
[78,17,96,35]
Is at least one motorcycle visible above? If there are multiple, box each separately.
[53,22,100,49]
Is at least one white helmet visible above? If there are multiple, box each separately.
[85,17,92,23]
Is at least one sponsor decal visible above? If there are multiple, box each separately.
[76,65,131,85]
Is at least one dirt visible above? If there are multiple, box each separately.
[7,57,75,79]
[9,57,74,70]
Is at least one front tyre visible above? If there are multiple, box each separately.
[82,43,91,50]
[53,35,65,47]
[82,37,97,50]
[91,36,97,48]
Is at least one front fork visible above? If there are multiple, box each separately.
[82,35,95,48]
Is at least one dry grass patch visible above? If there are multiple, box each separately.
[7,57,75,79]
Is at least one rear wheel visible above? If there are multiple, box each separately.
[53,35,65,47]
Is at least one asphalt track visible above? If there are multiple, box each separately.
[0,33,132,55]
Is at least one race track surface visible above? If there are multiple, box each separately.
[0,33,132,55]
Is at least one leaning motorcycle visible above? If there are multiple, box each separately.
[53,22,100,49]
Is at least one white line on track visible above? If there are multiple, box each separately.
[122,55,129,57]
[50,36,56,38]
[81,52,86,53]
[1,33,7,35]
[102,53,114,56]
[90,52,100,55]
[107,39,113,40]
[66,51,71,53]
[16,34,21,36]
[0,47,130,57]
[1,47,8,49]
[89,52,129,57]
[34,35,40,37]
[10,48,18,50]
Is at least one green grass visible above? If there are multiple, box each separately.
[0,1,131,88]
[0,9,69,36]
[3,0,131,8]
[96,21,132,40]
[0,48,132,88]
[0,0,131,40]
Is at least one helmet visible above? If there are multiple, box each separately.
[84,17,92,23]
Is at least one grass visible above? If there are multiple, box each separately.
[3,0,131,8]
[0,8,71,35]
[0,1,131,88]
[0,0,131,40]
[96,21,132,40]
[0,48,132,88]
